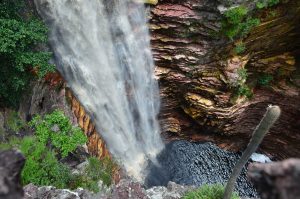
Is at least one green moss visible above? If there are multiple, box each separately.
[183,184,239,199]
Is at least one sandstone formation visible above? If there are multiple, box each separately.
[248,158,300,199]
[149,0,300,159]
[14,0,300,162]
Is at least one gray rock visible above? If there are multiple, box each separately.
[0,150,25,199]
[146,181,194,199]
[24,184,96,199]
[109,179,148,199]
[248,158,300,199]
[19,79,76,125]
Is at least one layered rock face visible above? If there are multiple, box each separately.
[149,0,300,159]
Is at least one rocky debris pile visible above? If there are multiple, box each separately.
[145,141,258,198]
[0,150,25,199]
[248,158,300,199]
[146,181,194,199]
[24,184,95,199]
[23,180,191,199]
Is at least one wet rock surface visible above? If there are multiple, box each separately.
[0,150,25,199]
[145,140,258,198]
[248,158,300,199]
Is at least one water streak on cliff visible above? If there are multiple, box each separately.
[34,0,164,180]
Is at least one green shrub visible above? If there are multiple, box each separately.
[222,6,260,40]
[234,43,246,55]
[183,184,239,199]
[237,85,253,98]
[256,0,280,9]
[6,111,25,132]
[258,73,273,86]
[0,0,55,108]
[0,136,71,188]
[69,157,116,193]
[29,110,87,157]
[0,111,116,192]
[20,137,71,188]
[237,68,248,83]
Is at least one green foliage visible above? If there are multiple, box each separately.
[221,6,260,40]
[0,0,55,108]
[0,136,71,188]
[256,0,280,9]
[234,43,246,55]
[20,137,71,188]
[237,68,248,83]
[6,111,25,132]
[29,110,87,157]
[232,69,253,99]
[0,110,116,192]
[183,184,239,199]
[237,85,253,98]
[69,157,116,193]
[258,73,273,86]
[0,109,111,191]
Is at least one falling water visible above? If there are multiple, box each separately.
[34,0,164,180]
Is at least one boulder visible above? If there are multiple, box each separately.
[0,150,25,199]
[248,158,300,199]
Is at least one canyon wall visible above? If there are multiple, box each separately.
[14,0,299,160]
[150,0,300,159]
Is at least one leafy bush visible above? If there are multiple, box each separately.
[0,0,55,107]
[237,85,253,99]
[1,110,116,193]
[20,137,71,188]
[183,184,240,199]
[233,69,253,99]
[69,157,116,193]
[0,110,117,192]
[29,110,87,157]
[258,73,273,86]
[237,68,248,84]
[0,136,71,188]
[222,6,260,40]
[234,43,246,55]
[256,0,280,9]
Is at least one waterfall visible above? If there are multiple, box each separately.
[34,0,164,181]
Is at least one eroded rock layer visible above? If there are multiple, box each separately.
[149,0,300,159]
